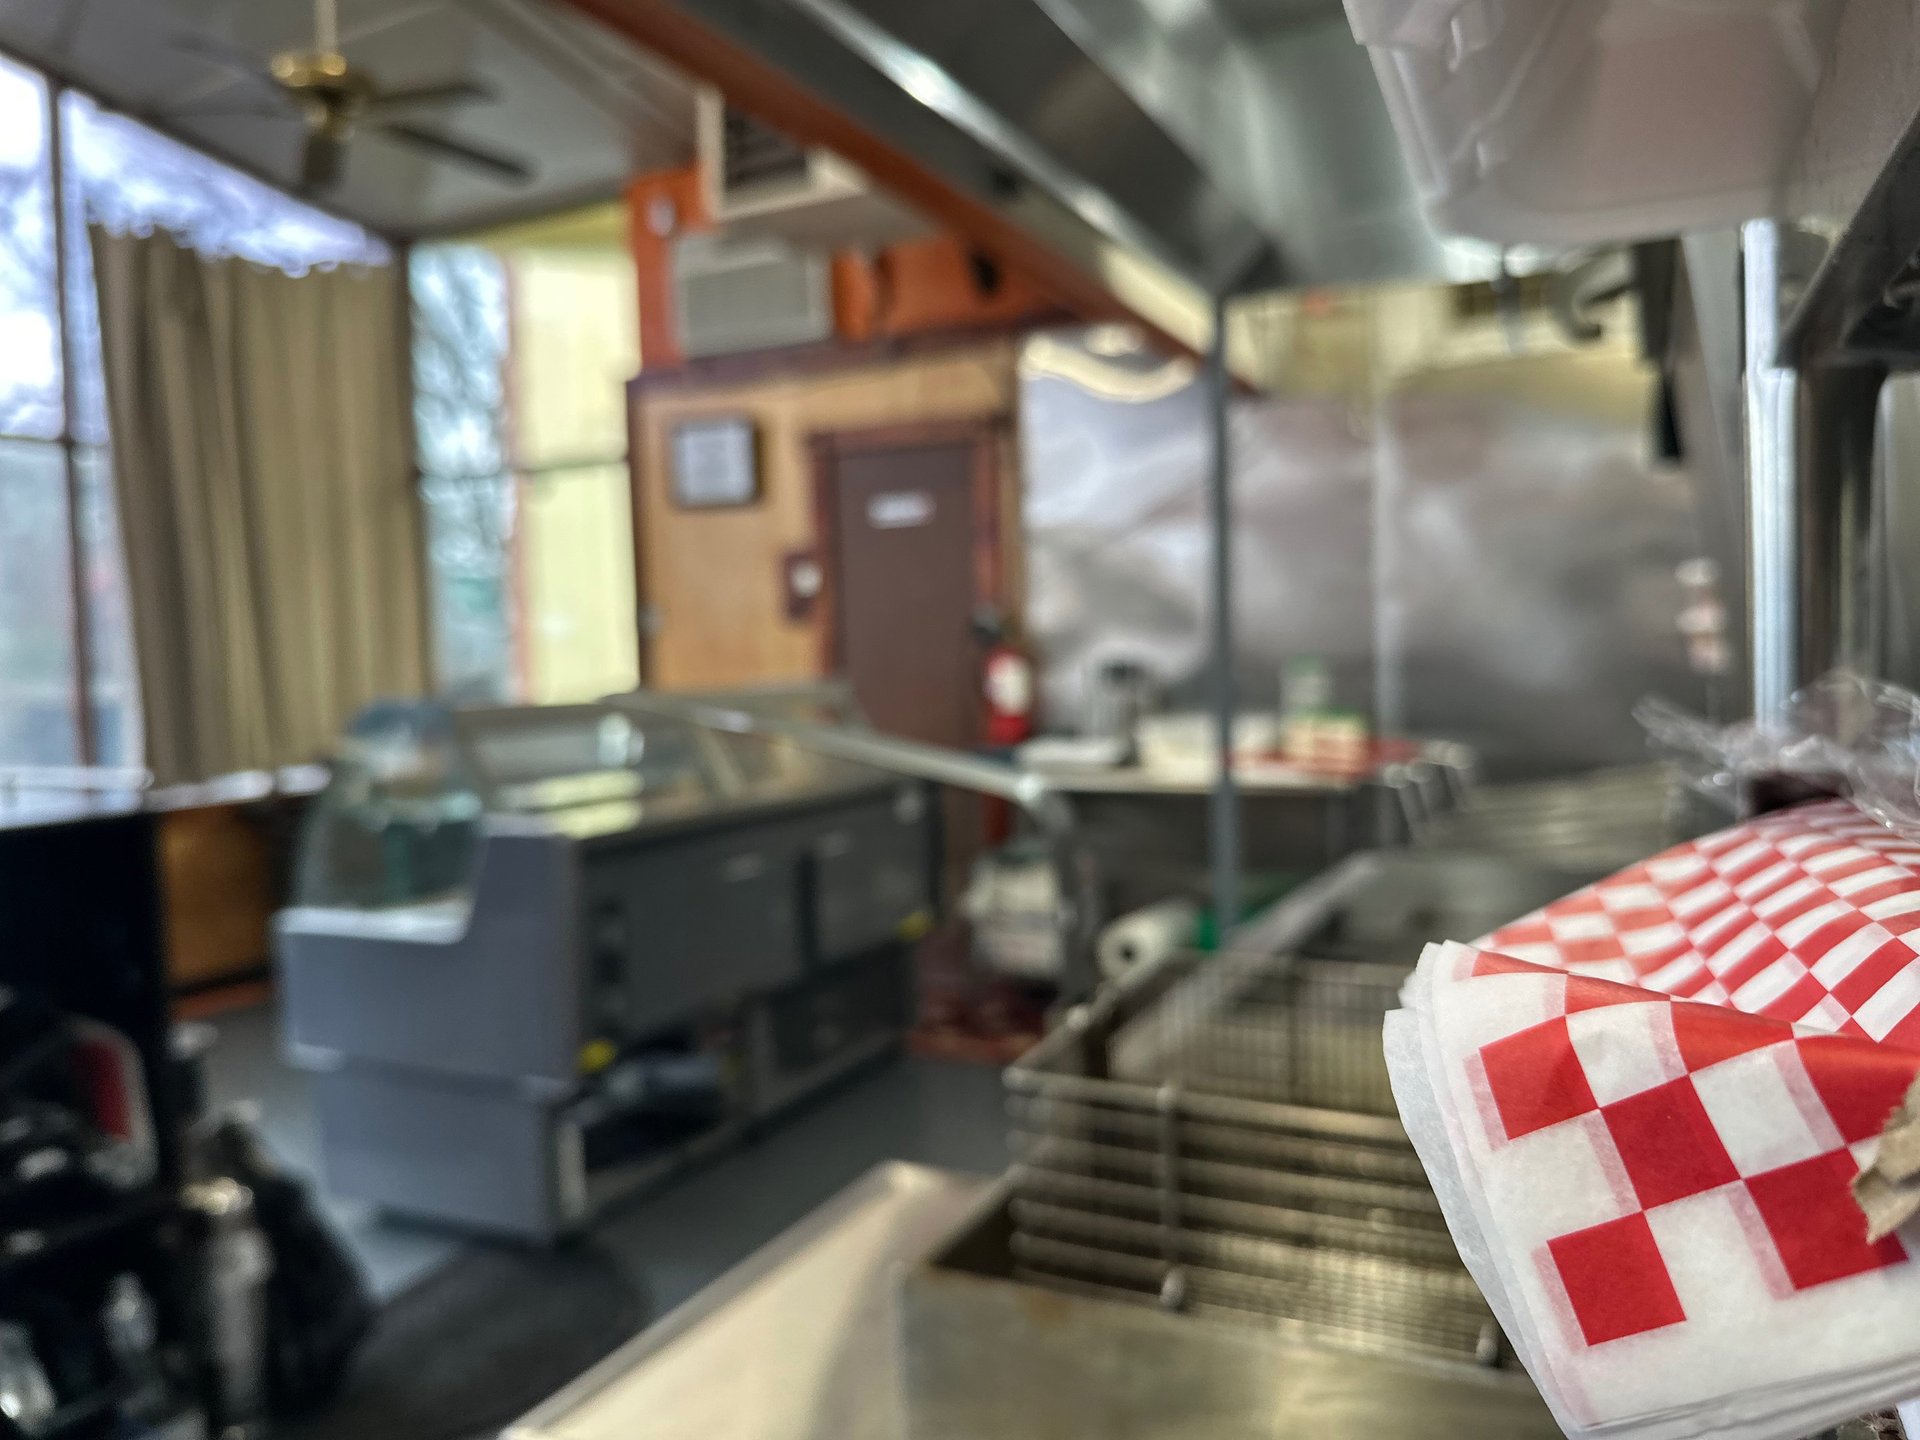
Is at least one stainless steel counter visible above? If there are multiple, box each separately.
[506,1163,992,1440]
[1043,775,1370,917]
[1415,764,1697,877]
[510,1159,1562,1440]
[902,1218,1562,1440]
[1024,761,1360,797]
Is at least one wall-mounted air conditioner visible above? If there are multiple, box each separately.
[671,230,834,358]
[696,88,926,252]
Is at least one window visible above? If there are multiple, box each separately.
[411,242,640,705]
[0,46,638,758]
[61,89,387,449]
[61,92,385,272]
[412,245,516,702]
[0,58,77,768]
[0,54,383,769]
[509,249,639,705]
[0,443,74,765]
[0,62,58,442]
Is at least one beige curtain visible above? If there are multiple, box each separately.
[91,227,430,784]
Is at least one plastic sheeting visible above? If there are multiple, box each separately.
[1020,351,1373,731]
[1640,671,1920,837]
[1020,332,1731,779]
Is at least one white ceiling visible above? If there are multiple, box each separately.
[0,0,699,236]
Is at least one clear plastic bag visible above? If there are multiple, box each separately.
[1635,671,1920,834]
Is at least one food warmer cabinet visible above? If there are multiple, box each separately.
[275,684,937,1240]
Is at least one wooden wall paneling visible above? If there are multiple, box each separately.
[808,432,845,676]
[626,351,654,683]
[969,421,1003,622]
[628,339,1025,692]
[159,805,274,991]
[997,409,1026,632]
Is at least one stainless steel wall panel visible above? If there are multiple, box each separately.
[1021,328,1731,781]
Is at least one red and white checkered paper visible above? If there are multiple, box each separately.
[1481,798,1920,1041]
[1387,802,1920,1440]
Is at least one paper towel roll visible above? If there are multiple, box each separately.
[1097,899,1200,982]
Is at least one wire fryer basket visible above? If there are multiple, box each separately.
[1005,941,1505,1367]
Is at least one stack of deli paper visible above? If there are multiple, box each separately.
[1475,798,1920,1039]
[1388,799,1920,1440]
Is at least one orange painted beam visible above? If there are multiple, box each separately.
[835,236,1060,339]
[562,0,1146,339]
[626,165,710,368]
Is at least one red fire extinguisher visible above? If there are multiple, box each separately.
[976,612,1034,845]
[976,611,1035,748]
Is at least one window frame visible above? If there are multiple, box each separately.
[47,76,91,763]
[0,44,401,769]
[0,63,101,767]
[410,244,640,704]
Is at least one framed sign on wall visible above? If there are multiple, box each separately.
[669,416,761,508]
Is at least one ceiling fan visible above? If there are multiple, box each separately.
[167,0,535,192]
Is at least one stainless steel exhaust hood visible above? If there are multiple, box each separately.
[1026,0,1491,287]
[638,0,1493,341]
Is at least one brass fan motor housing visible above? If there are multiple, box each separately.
[269,50,374,136]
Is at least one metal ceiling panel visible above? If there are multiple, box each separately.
[0,0,698,237]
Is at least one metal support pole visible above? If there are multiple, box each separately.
[1205,290,1241,944]
[1743,219,1798,720]
[1743,220,1888,717]
[1796,366,1886,681]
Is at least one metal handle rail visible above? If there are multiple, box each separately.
[0,766,155,816]
[0,765,154,794]
[605,691,1103,996]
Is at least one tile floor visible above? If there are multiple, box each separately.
[201,1000,1008,1315]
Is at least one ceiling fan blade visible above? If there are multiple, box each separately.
[301,129,346,192]
[168,29,266,80]
[337,0,444,51]
[161,97,299,123]
[376,121,532,184]
[163,72,265,113]
[364,78,494,116]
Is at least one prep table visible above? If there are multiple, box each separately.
[1021,750,1464,915]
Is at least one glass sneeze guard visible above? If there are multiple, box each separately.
[290,684,886,915]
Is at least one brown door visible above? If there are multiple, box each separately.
[816,424,1000,894]
[820,433,987,749]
